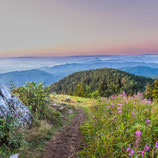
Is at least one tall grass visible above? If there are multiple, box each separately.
[80,92,158,158]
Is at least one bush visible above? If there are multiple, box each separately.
[15,82,51,119]
[80,92,158,157]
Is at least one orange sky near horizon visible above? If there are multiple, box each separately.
[0,0,158,57]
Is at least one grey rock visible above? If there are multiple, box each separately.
[60,102,69,106]
[59,106,65,111]
[52,103,57,107]
[65,96,71,102]
[68,109,73,114]
[51,92,56,95]
[9,154,19,158]
[0,84,32,127]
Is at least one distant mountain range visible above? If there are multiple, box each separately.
[120,66,158,78]
[0,70,58,86]
[0,60,158,87]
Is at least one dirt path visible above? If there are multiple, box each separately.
[41,109,86,158]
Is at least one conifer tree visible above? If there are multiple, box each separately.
[152,80,158,100]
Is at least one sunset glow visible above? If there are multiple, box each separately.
[0,0,158,57]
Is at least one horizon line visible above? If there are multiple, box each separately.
[1,53,158,58]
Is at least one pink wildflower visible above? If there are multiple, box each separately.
[118,103,123,106]
[144,145,150,151]
[111,103,115,107]
[141,151,144,157]
[148,100,151,104]
[136,131,141,147]
[131,111,135,116]
[111,96,116,100]
[113,117,116,122]
[126,147,134,157]
[136,131,141,136]
[126,147,130,152]
[145,119,150,124]
[123,91,127,96]
[117,107,121,110]
[155,141,158,148]
[118,110,122,114]
[131,149,134,155]
[138,92,142,96]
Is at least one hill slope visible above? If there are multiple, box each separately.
[0,69,60,86]
[50,68,154,97]
[120,66,158,77]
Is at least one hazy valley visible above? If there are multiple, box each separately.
[1,55,158,87]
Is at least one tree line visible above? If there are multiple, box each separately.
[50,68,154,98]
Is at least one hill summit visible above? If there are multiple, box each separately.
[50,68,154,97]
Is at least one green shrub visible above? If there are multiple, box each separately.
[15,82,50,119]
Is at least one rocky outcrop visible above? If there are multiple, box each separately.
[52,102,70,111]
[9,154,19,158]
[0,84,32,127]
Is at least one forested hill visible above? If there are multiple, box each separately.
[50,68,154,97]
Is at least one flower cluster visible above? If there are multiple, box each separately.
[82,91,158,158]
[136,130,141,136]
[117,104,122,114]
[137,145,150,157]
[126,146,134,157]
[155,141,158,148]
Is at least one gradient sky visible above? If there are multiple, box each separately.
[0,0,158,57]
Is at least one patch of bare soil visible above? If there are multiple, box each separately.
[41,109,86,158]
